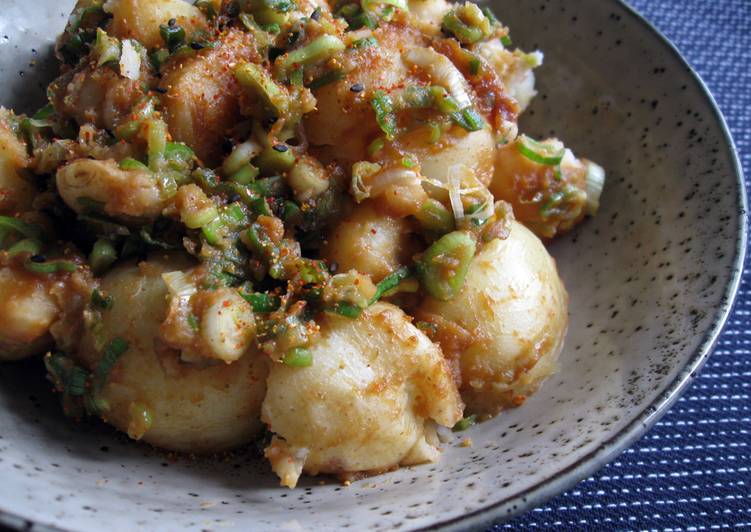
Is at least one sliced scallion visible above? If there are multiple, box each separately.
[517,134,565,166]
[282,347,313,367]
[370,90,397,140]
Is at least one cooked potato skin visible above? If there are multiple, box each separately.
[262,302,463,487]
[321,202,416,282]
[420,221,568,416]
[106,0,208,50]
[76,256,268,452]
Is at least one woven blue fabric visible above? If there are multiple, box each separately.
[496,0,751,529]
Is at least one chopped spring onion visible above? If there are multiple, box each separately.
[255,144,296,174]
[223,140,263,177]
[93,337,129,390]
[539,190,566,219]
[367,137,385,157]
[370,90,397,140]
[119,158,149,171]
[351,36,378,48]
[93,28,121,67]
[584,161,606,216]
[195,0,217,18]
[370,266,412,304]
[90,239,118,274]
[159,21,186,52]
[231,164,259,185]
[415,199,454,234]
[235,62,290,118]
[7,238,42,257]
[329,301,362,319]
[416,231,476,301]
[0,215,44,243]
[282,347,313,367]
[25,260,78,275]
[146,119,168,170]
[500,34,512,47]
[91,289,113,310]
[307,69,346,90]
[517,134,565,166]
[275,35,346,78]
[452,414,477,432]
[441,4,491,45]
[442,11,484,45]
[361,0,408,13]
[240,291,282,313]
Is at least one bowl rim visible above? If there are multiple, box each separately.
[0,0,746,531]
[427,1,748,530]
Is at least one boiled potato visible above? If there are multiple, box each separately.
[0,266,60,361]
[262,302,463,488]
[76,256,268,452]
[407,0,452,34]
[160,29,257,166]
[321,202,416,282]
[106,0,208,50]
[0,111,35,215]
[56,159,165,222]
[420,221,567,416]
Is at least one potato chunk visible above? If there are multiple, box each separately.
[262,302,463,488]
[420,221,568,416]
[76,256,268,452]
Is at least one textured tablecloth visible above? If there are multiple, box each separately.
[496,0,751,529]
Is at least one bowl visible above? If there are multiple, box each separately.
[0,0,745,530]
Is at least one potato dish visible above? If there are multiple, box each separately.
[0,0,604,488]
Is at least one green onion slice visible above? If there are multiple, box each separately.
[452,414,477,432]
[370,90,397,141]
[517,134,565,166]
[282,347,313,367]
[370,266,412,304]
[25,260,78,274]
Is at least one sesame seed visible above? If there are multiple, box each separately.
[350,83,364,93]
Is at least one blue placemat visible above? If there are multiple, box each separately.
[495,0,751,529]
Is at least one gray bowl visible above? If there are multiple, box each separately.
[0,0,745,530]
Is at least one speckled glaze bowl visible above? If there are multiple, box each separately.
[0,1,745,530]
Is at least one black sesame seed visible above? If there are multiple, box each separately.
[310,8,321,21]
[190,42,205,50]
[168,18,177,27]
[329,261,339,273]
[350,83,364,93]
[273,144,289,152]
[30,255,46,263]
[154,87,167,94]
[264,117,278,127]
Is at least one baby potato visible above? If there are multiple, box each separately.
[106,0,208,50]
[262,302,463,488]
[0,266,60,361]
[76,256,268,452]
[160,29,257,166]
[420,221,568,417]
[321,202,416,282]
[0,111,35,215]
[56,159,165,222]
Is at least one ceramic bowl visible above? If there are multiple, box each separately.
[0,0,745,530]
